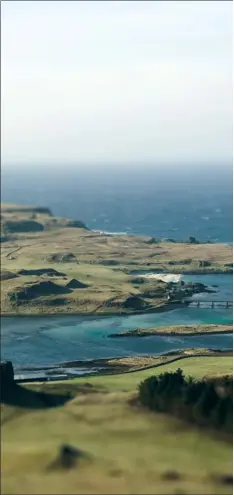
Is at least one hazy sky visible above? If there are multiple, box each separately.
[1,1,232,166]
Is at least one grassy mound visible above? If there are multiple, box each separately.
[1,356,233,494]
[8,281,71,305]
[66,279,88,289]
[45,252,77,263]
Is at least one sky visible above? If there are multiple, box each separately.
[1,0,233,167]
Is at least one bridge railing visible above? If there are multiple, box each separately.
[183,300,233,309]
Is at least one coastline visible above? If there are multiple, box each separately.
[109,329,233,338]
[0,302,186,318]
[15,347,233,384]
[1,203,232,315]
[28,344,234,370]
[129,269,233,275]
[109,323,233,338]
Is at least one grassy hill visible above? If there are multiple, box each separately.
[1,356,233,494]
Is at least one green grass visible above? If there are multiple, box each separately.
[48,356,233,392]
[2,357,233,494]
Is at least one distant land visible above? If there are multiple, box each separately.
[1,203,233,316]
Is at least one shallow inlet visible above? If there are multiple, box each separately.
[2,274,233,379]
[2,308,233,377]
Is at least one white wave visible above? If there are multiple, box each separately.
[201,216,210,221]
[140,273,182,283]
[93,230,128,236]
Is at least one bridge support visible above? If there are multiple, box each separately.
[184,299,232,309]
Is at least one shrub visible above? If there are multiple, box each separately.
[138,369,232,434]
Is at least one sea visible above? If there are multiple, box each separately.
[1,164,233,242]
[1,164,233,378]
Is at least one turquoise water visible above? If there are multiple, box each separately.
[2,307,232,372]
[1,164,232,380]
[0,272,232,382]
[2,167,232,378]
[1,275,233,373]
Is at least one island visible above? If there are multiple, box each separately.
[109,324,233,338]
[1,203,233,315]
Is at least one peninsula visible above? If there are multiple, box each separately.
[1,203,233,315]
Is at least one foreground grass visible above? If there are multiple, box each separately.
[1,357,233,495]
[51,356,233,392]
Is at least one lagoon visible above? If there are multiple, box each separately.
[1,274,232,376]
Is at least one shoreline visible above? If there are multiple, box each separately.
[1,297,233,319]
[109,323,233,338]
[19,343,233,371]
[0,302,186,318]
[128,269,233,275]
[109,329,233,338]
[1,271,232,318]
[15,347,233,384]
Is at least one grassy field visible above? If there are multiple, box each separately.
[61,356,233,391]
[55,349,232,375]
[1,356,233,495]
[1,203,232,315]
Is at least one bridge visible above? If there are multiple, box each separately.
[183,300,233,309]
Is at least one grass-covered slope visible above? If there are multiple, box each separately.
[1,356,233,495]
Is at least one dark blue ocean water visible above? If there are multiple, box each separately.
[1,165,233,242]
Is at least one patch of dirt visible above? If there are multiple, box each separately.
[39,297,69,306]
[168,259,192,265]
[96,260,120,266]
[47,444,91,470]
[211,474,233,486]
[45,252,77,263]
[161,470,182,481]
[198,260,211,267]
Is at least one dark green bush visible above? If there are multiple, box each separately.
[138,369,233,434]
